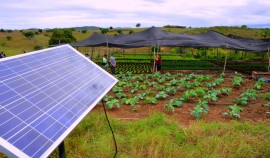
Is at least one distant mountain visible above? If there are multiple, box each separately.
[72,26,100,30]
[248,24,270,28]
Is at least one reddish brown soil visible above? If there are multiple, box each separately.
[94,70,270,127]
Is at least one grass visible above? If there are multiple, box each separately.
[46,111,270,158]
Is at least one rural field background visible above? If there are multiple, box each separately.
[1,26,270,158]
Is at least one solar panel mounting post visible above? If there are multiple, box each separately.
[58,141,66,158]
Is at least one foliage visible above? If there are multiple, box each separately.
[115,92,127,99]
[261,93,270,100]
[6,36,12,40]
[168,98,183,107]
[253,81,265,90]
[143,97,157,104]
[220,87,232,95]
[33,45,43,50]
[236,89,258,106]
[23,31,35,39]
[103,95,114,102]
[100,28,109,34]
[112,86,123,93]
[190,100,209,119]
[222,104,243,119]
[107,99,120,109]
[49,29,76,45]
[164,103,175,113]
[121,97,139,106]
[164,87,177,95]
[203,90,219,102]
[155,91,169,99]
[232,75,244,87]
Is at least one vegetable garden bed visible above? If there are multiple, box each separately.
[94,71,270,126]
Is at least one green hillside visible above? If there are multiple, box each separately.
[0,26,268,57]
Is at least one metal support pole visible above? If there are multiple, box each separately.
[267,47,270,72]
[223,52,228,73]
[153,46,156,72]
[58,141,66,158]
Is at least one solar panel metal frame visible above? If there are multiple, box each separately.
[0,44,118,158]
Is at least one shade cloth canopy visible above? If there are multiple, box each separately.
[70,27,270,52]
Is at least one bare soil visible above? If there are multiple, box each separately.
[94,70,270,127]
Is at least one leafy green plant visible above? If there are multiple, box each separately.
[192,80,202,87]
[222,104,243,119]
[203,91,218,102]
[236,97,248,106]
[169,78,178,86]
[206,82,217,88]
[116,92,127,99]
[117,81,126,87]
[232,75,244,88]
[139,84,147,90]
[103,95,114,102]
[191,105,207,119]
[164,103,175,113]
[121,97,138,106]
[155,91,169,99]
[220,72,225,78]
[164,87,177,95]
[241,89,258,100]
[157,77,166,83]
[143,97,157,104]
[195,87,206,96]
[215,77,224,85]
[253,81,265,90]
[220,87,232,95]
[136,93,146,100]
[262,102,270,106]
[236,89,258,106]
[261,93,270,100]
[112,86,123,93]
[168,98,183,107]
[107,99,120,109]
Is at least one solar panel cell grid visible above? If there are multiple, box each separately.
[0,45,117,158]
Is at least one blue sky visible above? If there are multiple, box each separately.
[1,0,270,29]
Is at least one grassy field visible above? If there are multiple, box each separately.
[47,111,270,158]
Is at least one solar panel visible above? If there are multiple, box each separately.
[0,45,118,158]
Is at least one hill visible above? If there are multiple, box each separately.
[0,26,269,57]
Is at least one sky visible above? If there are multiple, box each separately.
[1,0,270,29]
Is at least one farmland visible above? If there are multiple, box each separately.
[48,70,270,157]
[1,27,270,158]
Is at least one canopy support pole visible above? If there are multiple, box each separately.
[267,47,270,72]
[153,46,156,73]
[223,52,228,73]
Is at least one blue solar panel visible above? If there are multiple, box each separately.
[0,45,118,158]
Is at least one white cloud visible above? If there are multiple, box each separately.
[1,0,270,29]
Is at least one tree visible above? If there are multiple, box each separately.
[117,29,122,34]
[0,29,5,33]
[6,36,12,40]
[100,28,109,34]
[49,29,76,45]
[260,29,270,38]
[241,25,247,28]
[136,23,141,28]
[23,32,35,39]
[82,30,87,33]
[109,26,113,30]
[129,30,134,34]
[38,29,42,33]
